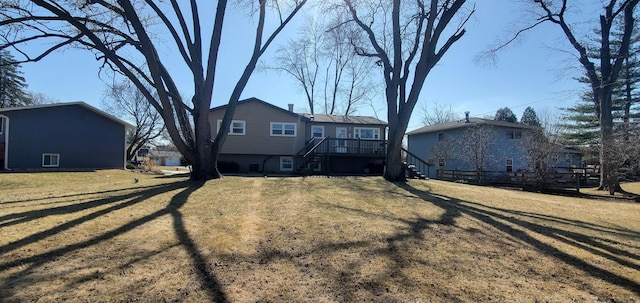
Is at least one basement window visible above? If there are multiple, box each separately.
[280,156,293,171]
[42,154,60,168]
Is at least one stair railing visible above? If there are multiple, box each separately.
[401,148,432,179]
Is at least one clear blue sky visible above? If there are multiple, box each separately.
[17,0,598,132]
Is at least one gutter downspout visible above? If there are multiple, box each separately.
[1,114,9,170]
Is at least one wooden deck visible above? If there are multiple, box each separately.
[301,138,387,157]
[295,138,387,175]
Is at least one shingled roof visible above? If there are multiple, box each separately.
[300,113,387,125]
[0,101,134,128]
[406,117,538,135]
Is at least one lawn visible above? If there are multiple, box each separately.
[0,170,638,302]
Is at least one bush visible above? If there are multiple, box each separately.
[126,163,136,170]
[217,161,240,173]
[141,158,156,171]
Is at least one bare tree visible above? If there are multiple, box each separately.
[102,80,164,161]
[538,107,566,141]
[485,0,639,194]
[340,0,474,181]
[419,100,460,125]
[460,124,495,172]
[27,92,58,105]
[271,12,375,115]
[427,135,457,169]
[272,17,322,114]
[523,128,562,190]
[0,0,307,180]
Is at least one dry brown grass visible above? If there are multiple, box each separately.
[0,171,639,302]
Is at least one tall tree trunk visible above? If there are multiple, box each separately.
[599,88,619,194]
[193,103,216,180]
[385,122,406,181]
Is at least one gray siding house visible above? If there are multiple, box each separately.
[0,102,133,170]
[406,116,583,180]
[209,98,388,174]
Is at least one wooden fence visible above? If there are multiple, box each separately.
[436,167,600,192]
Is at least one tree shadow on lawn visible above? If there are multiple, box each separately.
[0,180,229,303]
[208,180,465,302]
[395,182,640,297]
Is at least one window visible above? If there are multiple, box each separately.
[42,154,60,168]
[137,149,148,157]
[271,122,296,137]
[354,128,380,140]
[437,132,445,141]
[217,120,246,135]
[280,156,293,171]
[311,125,325,138]
[506,158,513,172]
[506,130,522,139]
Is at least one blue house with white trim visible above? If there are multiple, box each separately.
[0,102,133,170]
[406,116,583,180]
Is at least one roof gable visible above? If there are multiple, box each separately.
[210,97,387,125]
[210,97,306,120]
[0,102,135,128]
[406,118,538,135]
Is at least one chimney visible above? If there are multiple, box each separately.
[464,111,470,123]
[288,104,294,112]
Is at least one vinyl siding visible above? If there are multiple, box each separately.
[210,101,307,155]
[3,105,127,169]
[408,125,530,178]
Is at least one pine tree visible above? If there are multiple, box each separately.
[559,92,601,163]
[0,51,31,108]
[560,17,640,167]
[520,106,541,127]
[494,107,517,122]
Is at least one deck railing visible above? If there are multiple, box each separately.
[302,137,387,156]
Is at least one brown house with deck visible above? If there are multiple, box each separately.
[209,98,388,175]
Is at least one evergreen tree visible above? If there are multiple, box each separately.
[560,16,640,165]
[0,51,31,108]
[559,92,601,163]
[494,107,517,122]
[520,106,541,127]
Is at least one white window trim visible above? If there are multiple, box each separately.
[354,127,380,140]
[506,129,522,140]
[217,119,246,135]
[311,125,325,138]
[280,156,294,171]
[506,158,514,172]
[42,153,60,168]
[270,122,297,137]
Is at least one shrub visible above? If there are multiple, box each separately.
[141,158,156,171]
[126,163,136,170]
